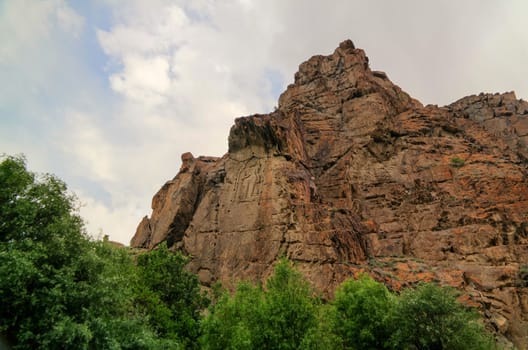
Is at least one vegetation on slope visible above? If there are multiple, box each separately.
[200,261,496,350]
[0,155,499,349]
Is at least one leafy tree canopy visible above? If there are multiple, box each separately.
[389,282,496,350]
[202,265,499,350]
[200,259,320,350]
[0,156,204,349]
[332,274,394,350]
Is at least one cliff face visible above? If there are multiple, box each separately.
[131,40,528,348]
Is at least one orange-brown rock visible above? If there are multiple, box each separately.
[131,40,528,348]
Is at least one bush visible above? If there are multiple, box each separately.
[200,282,264,350]
[450,157,465,167]
[135,242,208,348]
[200,259,321,350]
[331,274,394,349]
[200,262,498,350]
[389,283,496,350]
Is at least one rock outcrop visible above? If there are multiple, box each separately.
[131,40,528,348]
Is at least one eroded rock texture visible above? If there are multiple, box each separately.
[131,40,528,348]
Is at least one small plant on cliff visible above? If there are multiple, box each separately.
[450,157,465,167]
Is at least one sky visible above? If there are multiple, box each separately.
[1,0,527,244]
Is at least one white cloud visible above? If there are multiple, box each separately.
[0,0,83,63]
[109,55,171,106]
[55,2,84,37]
[75,188,144,244]
[0,0,52,63]
[96,3,188,57]
[59,111,116,182]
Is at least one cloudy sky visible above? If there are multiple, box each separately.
[1,0,527,244]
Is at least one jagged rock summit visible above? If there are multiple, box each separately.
[131,40,528,348]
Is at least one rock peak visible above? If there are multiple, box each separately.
[279,39,419,113]
[338,39,355,50]
[132,42,528,348]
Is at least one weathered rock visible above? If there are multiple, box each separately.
[131,40,528,348]
[450,92,528,160]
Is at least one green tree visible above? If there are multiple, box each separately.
[200,282,264,350]
[389,283,496,350]
[299,303,340,350]
[0,156,177,349]
[331,274,394,350]
[200,259,321,350]
[135,242,208,348]
[262,260,320,349]
[0,155,95,348]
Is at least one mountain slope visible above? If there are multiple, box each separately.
[131,40,528,348]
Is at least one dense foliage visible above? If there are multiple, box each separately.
[389,283,496,350]
[331,275,394,349]
[200,259,320,350]
[201,268,496,350]
[135,242,208,348]
[0,156,204,349]
[0,155,499,349]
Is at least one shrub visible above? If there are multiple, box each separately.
[450,157,465,167]
[331,274,394,350]
[135,242,208,348]
[388,283,496,350]
[200,259,321,350]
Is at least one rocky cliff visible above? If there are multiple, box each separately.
[131,40,528,348]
